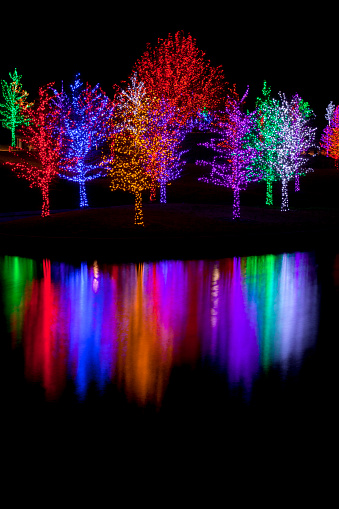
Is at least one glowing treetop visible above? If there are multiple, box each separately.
[0,68,32,147]
[133,31,225,125]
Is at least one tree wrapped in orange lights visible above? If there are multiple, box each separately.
[104,75,152,226]
[6,84,62,217]
[133,31,226,125]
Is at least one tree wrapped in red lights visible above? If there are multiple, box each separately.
[0,68,32,147]
[56,75,115,207]
[197,87,259,220]
[6,84,62,217]
[133,31,226,126]
[320,103,339,168]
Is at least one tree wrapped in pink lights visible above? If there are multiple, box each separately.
[320,102,339,168]
[6,83,62,217]
[274,92,316,211]
[57,75,115,207]
[197,87,259,220]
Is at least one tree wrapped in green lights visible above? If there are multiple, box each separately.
[253,81,282,206]
[0,68,32,147]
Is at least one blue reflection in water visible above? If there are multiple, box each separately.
[0,252,320,407]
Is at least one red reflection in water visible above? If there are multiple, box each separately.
[23,259,68,401]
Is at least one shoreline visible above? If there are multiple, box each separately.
[0,203,338,262]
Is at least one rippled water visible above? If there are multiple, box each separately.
[1,251,337,479]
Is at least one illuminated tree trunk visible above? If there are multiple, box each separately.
[150,184,157,202]
[10,118,15,147]
[160,182,167,204]
[134,190,144,226]
[79,181,89,208]
[233,187,240,220]
[281,177,289,212]
[295,173,300,192]
[266,180,273,206]
[41,186,50,217]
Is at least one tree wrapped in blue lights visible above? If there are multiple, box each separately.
[57,75,115,207]
[196,87,259,220]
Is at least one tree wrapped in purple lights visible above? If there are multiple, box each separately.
[57,75,115,207]
[196,87,259,220]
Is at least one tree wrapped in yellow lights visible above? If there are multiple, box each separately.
[104,75,154,226]
[108,130,152,226]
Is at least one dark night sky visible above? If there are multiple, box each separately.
[0,3,337,142]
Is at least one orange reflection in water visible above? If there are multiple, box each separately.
[114,263,174,408]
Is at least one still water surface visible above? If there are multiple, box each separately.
[1,251,337,465]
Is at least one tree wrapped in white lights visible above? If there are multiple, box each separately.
[197,87,259,220]
[274,92,316,211]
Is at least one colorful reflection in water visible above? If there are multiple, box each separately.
[0,252,320,408]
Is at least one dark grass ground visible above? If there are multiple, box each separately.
[0,150,338,261]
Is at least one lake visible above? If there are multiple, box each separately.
[1,250,337,482]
